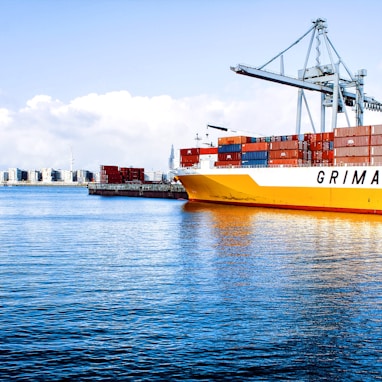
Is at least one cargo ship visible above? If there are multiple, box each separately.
[175,19,382,214]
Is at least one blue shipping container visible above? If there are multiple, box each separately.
[242,150,268,160]
[241,159,268,167]
[218,144,242,153]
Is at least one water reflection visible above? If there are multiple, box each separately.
[181,201,382,379]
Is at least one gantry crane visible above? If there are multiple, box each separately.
[231,18,382,134]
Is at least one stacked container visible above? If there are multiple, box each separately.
[268,136,306,166]
[241,142,269,167]
[180,148,200,167]
[215,136,253,167]
[120,167,144,183]
[334,125,371,165]
[179,147,219,167]
[370,125,382,165]
[308,132,334,165]
[180,125,382,169]
[100,165,122,184]
[100,165,145,184]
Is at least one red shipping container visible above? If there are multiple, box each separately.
[312,151,322,161]
[269,140,300,150]
[214,160,241,167]
[309,133,323,142]
[180,148,200,156]
[334,125,371,137]
[310,141,323,151]
[242,142,269,152]
[218,152,241,161]
[269,149,304,159]
[334,156,370,165]
[199,147,218,155]
[100,165,119,172]
[181,154,199,163]
[334,146,370,157]
[322,150,334,161]
[322,132,334,141]
[268,159,302,166]
[218,136,251,145]
[371,156,382,165]
[371,125,382,135]
[370,146,382,156]
[370,135,382,146]
[334,135,370,147]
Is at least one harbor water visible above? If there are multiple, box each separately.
[0,186,381,381]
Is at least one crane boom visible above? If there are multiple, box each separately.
[232,18,382,133]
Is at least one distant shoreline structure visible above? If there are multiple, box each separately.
[1,181,88,187]
[0,167,94,185]
[0,165,173,187]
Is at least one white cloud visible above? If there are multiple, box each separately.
[1,87,381,174]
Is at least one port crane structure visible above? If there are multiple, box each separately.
[231,18,382,134]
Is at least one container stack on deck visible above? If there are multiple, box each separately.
[180,147,218,167]
[371,124,382,165]
[100,165,122,184]
[100,165,144,184]
[120,167,144,183]
[179,125,382,168]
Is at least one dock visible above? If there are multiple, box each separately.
[88,182,188,199]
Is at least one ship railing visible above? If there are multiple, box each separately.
[180,161,380,170]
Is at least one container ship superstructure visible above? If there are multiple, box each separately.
[175,18,382,214]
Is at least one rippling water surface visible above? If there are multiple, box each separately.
[0,186,381,381]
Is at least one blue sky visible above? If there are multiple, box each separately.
[1,0,382,172]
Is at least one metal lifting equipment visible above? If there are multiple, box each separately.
[231,18,382,134]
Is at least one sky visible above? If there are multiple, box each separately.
[1,0,382,173]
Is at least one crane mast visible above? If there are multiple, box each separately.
[231,18,382,133]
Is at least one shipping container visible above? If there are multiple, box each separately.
[241,159,268,167]
[269,140,301,150]
[100,165,119,172]
[180,148,200,156]
[309,133,323,142]
[370,135,382,146]
[218,144,242,153]
[180,155,200,164]
[199,147,218,155]
[334,135,370,147]
[268,149,304,159]
[334,146,370,157]
[322,150,334,161]
[218,152,242,161]
[242,142,269,152]
[322,132,334,141]
[242,151,268,161]
[334,156,370,165]
[334,125,371,137]
[371,156,382,165]
[214,160,241,167]
[312,151,322,161]
[310,141,323,151]
[218,136,252,145]
[268,159,303,166]
[371,124,382,135]
[370,146,382,156]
